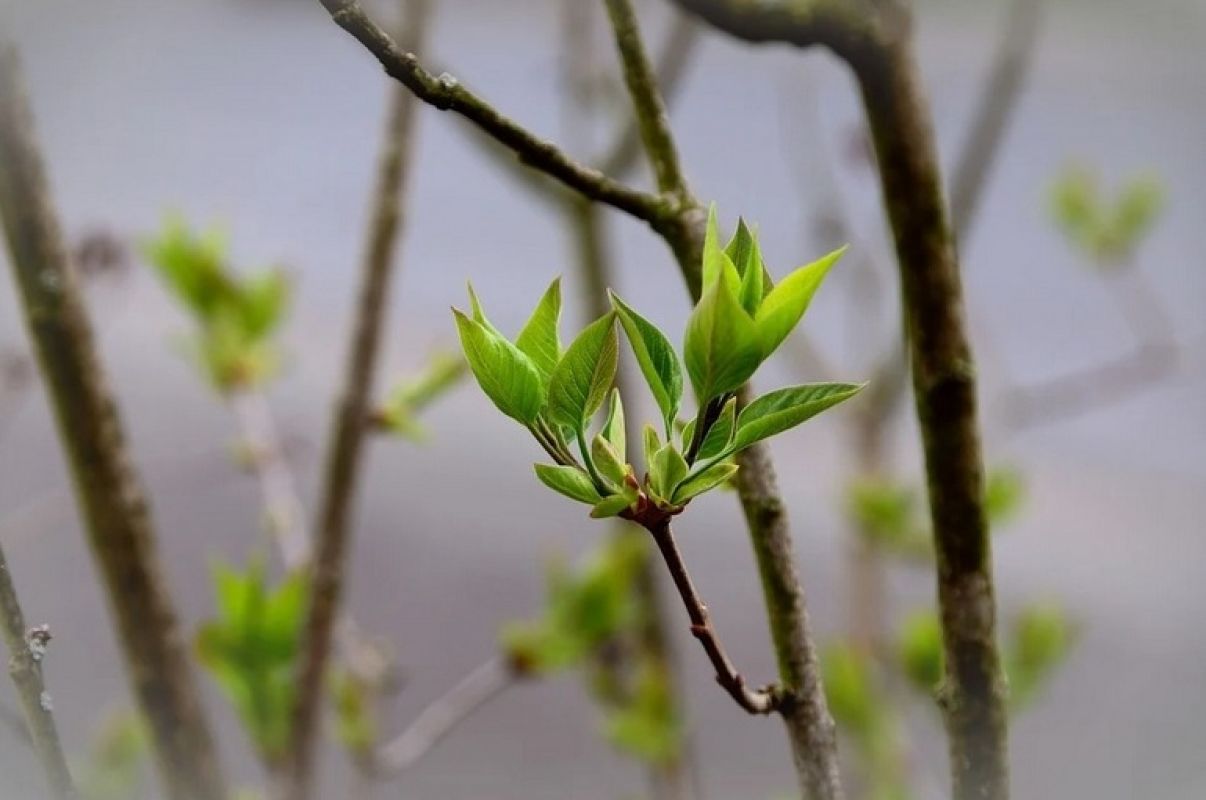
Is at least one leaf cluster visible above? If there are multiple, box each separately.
[144,219,291,391]
[454,207,863,521]
[195,561,308,766]
[1050,165,1164,266]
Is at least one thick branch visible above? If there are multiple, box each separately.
[285,3,429,795]
[0,549,74,799]
[317,0,671,227]
[855,34,1008,800]
[645,519,778,714]
[0,45,225,800]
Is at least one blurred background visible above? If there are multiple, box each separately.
[1,0,1203,798]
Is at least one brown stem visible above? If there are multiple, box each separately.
[316,0,672,228]
[0,549,75,799]
[284,3,430,796]
[0,44,226,800]
[644,519,778,715]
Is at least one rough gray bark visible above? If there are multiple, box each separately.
[0,44,226,800]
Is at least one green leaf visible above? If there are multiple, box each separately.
[591,489,637,519]
[683,273,762,403]
[697,396,737,460]
[547,312,618,432]
[601,388,626,462]
[466,282,505,338]
[726,219,764,314]
[642,424,662,475]
[649,444,688,501]
[453,309,544,425]
[733,382,864,452]
[898,611,944,694]
[515,278,562,381]
[985,467,1025,526]
[533,463,604,505]
[672,461,738,503]
[754,246,845,358]
[591,433,628,487]
[610,293,682,437]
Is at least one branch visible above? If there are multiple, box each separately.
[1000,342,1178,431]
[316,0,672,227]
[0,548,74,799]
[855,32,1008,800]
[0,44,227,800]
[369,656,515,777]
[949,0,1044,238]
[601,4,845,797]
[645,518,778,714]
[603,0,692,199]
[285,3,431,795]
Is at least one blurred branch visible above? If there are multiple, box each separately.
[369,656,515,777]
[0,44,226,800]
[285,2,431,795]
[1001,342,1178,431]
[0,549,74,799]
[316,0,673,228]
[949,0,1045,238]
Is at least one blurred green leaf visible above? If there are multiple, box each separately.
[898,611,944,697]
[378,353,467,440]
[1007,604,1075,710]
[603,661,682,764]
[822,643,876,738]
[984,466,1025,527]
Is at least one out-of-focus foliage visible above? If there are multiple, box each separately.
[500,534,646,675]
[143,219,291,391]
[1050,165,1165,266]
[195,560,307,766]
[375,352,468,440]
[329,667,378,758]
[602,659,682,764]
[75,709,149,800]
[847,466,1026,560]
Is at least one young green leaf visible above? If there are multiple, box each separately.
[701,204,741,294]
[591,488,638,519]
[672,461,738,503]
[591,433,628,487]
[515,278,562,381]
[683,274,762,402]
[534,463,604,505]
[547,312,618,431]
[697,396,737,460]
[610,293,682,437]
[466,282,506,338]
[453,309,544,425]
[649,444,689,501]
[754,246,845,358]
[726,219,764,314]
[601,388,626,462]
[642,421,662,464]
[732,382,864,452]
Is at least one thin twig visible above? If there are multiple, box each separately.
[229,390,311,568]
[645,519,778,714]
[0,548,75,799]
[0,43,226,800]
[317,0,673,228]
[369,656,515,777]
[284,3,431,795]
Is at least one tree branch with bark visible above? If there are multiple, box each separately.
[0,44,226,800]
